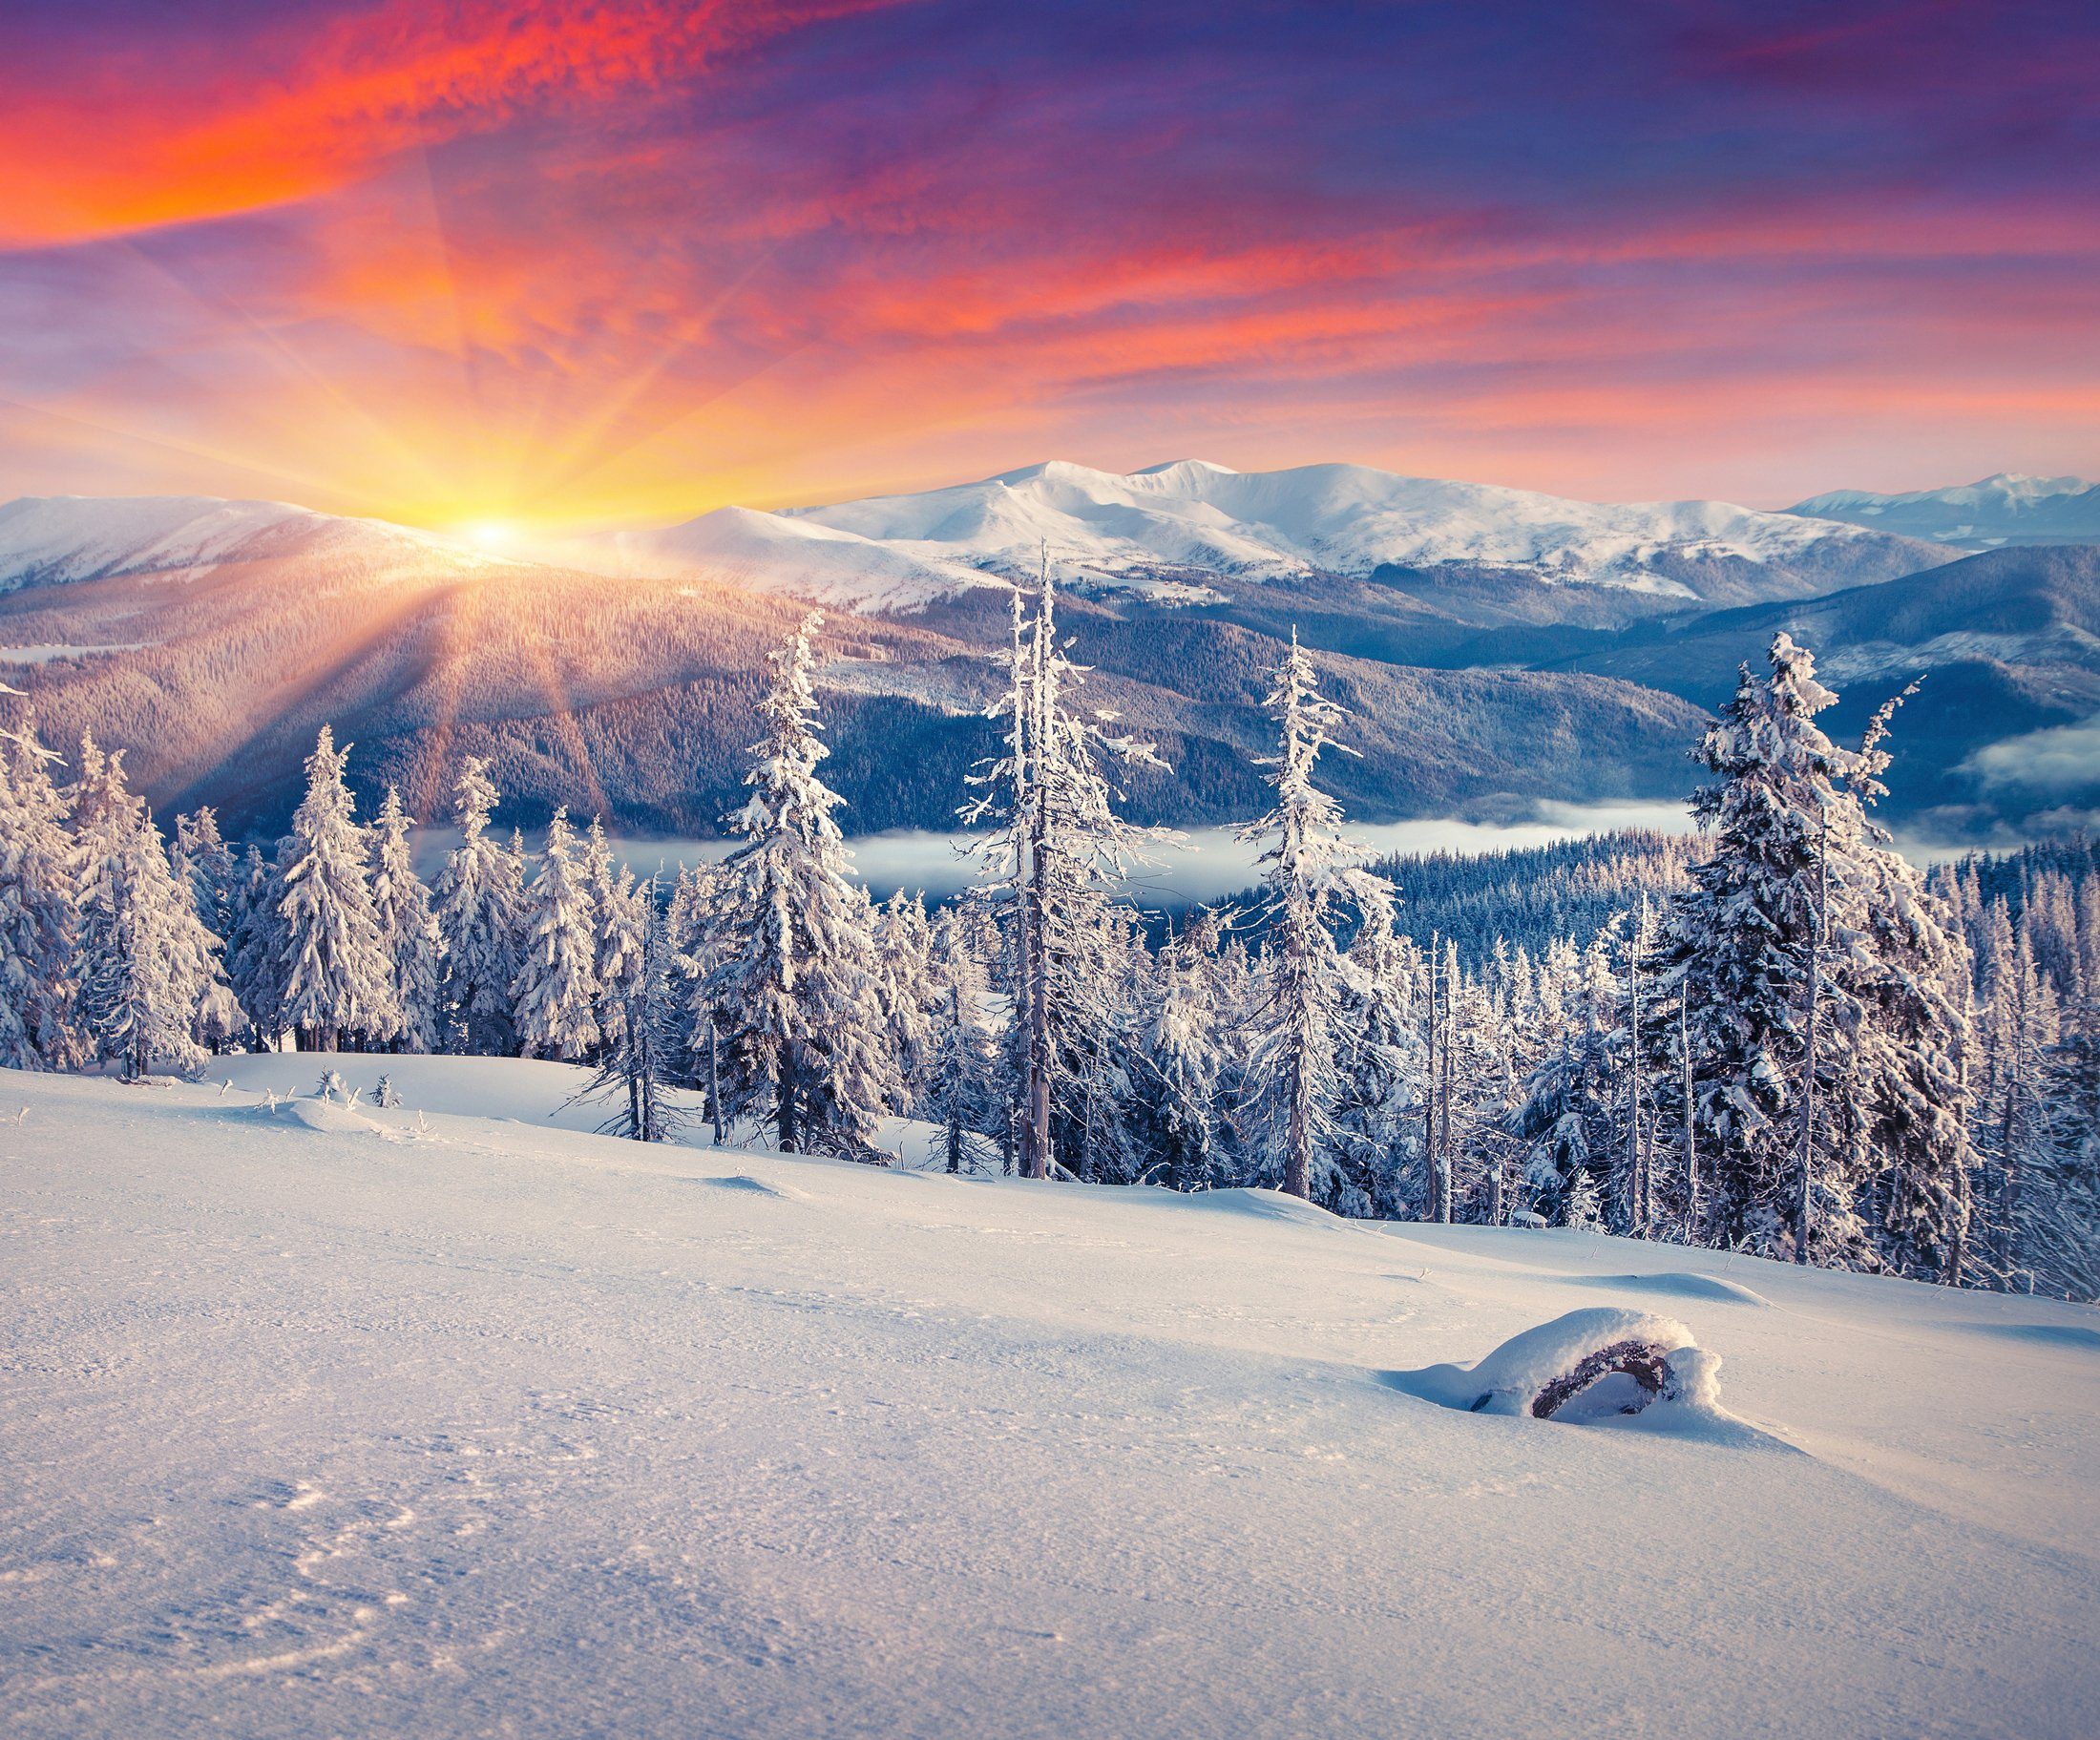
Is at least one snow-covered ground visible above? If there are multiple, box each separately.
[4,1058,2094,1738]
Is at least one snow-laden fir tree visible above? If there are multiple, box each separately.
[707,612,898,1156]
[1132,913,1232,1192]
[275,727,397,1052]
[225,843,286,1050]
[668,860,730,1133]
[513,807,602,1060]
[0,710,80,1069]
[1837,687,1973,1280]
[1513,927,1623,1227]
[174,807,237,939]
[581,816,623,1058]
[1653,634,1971,1271]
[1237,631,1364,1202]
[430,757,521,1056]
[966,565,1169,1180]
[917,906,1003,1174]
[171,805,244,1054]
[577,871,690,1143]
[1327,879,1425,1217]
[369,786,442,1053]
[71,735,230,1079]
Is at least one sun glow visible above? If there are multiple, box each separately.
[460,519,518,552]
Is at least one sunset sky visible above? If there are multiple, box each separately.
[3,0,2095,534]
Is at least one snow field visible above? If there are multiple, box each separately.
[2,1058,2095,1739]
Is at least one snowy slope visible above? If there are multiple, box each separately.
[1787,472,2100,549]
[0,494,501,595]
[580,459,1945,612]
[4,1059,2093,1739]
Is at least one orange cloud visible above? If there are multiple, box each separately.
[0,0,898,245]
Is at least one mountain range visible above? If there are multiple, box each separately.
[578,458,1944,617]
[1784,472,2100,550]
[1,462,2094,848]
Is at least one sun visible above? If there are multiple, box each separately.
[461,519,517,552]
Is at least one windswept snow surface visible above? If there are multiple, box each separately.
[577,459,1940,611]
[4,1059,2096,1739]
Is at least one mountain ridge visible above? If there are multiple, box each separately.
[571,458,1948,615]
[1785,472,2100,550]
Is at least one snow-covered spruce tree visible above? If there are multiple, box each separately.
[2016,1012,2100,1300]
[577,872,690,1143]
[918,906,1003,1175]
[1327,879,1426,1218]
[171,805,244,1053]
[275,727,397,1052]
[1563,1163,1606,1232]
[0,710,81,1069]
[513,807,602,1061]
[224,843,287,1050]
[1060,900,1152,1184]
[1838,689,1973,1280]
[581,816,623,1059]
[430,757,521,1056]
[71,735,229,1079]
[1654,635,1970,1272]
[1513,925,1624,1227]
[964,566,1168,1180]
[668,860,731,1130]
[1237,631,1364,1203]
[707,612,898,1157]
[874,889,938,1093]
[1132,913,1233,1193]
[369,786,442,1053]
[174,807,237,940]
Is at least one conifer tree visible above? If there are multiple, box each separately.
[225,843,287,1051]
[1238,632,1362,1201]
[581,816,622,1057]
[430,758,521,1055]
[967,564,1169,1179]
[369,786,442,1053]
[1655,635,1970,1270]
[708,612,898,1156]
[514,807,602,1060]
[919,908,1002,1174]
[1133,914,1232,1192]
[0,710,80,1069]
[578,872,689,1143]
[174,807,237,939]
[1328,879,1425,1217]
[275,727,396,1052]
[72,735,228,1079]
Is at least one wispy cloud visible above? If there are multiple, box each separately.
[2,0,2094,522]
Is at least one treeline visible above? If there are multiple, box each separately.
[1,593,2093,1299]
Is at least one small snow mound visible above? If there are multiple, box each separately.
[1176,1188,1348,1228]
[1574,1271,1772,1308]
[1450,1308,1693,1417]
[1385,1307,1761,1438]
[697,1174,809,1201]
[270,1097,386,1138]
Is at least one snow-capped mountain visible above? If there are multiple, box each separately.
[0,494,501,595]
[1785,472,2100,549]
[579,458,1945,613]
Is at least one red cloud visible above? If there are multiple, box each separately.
[0,0,898,245]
